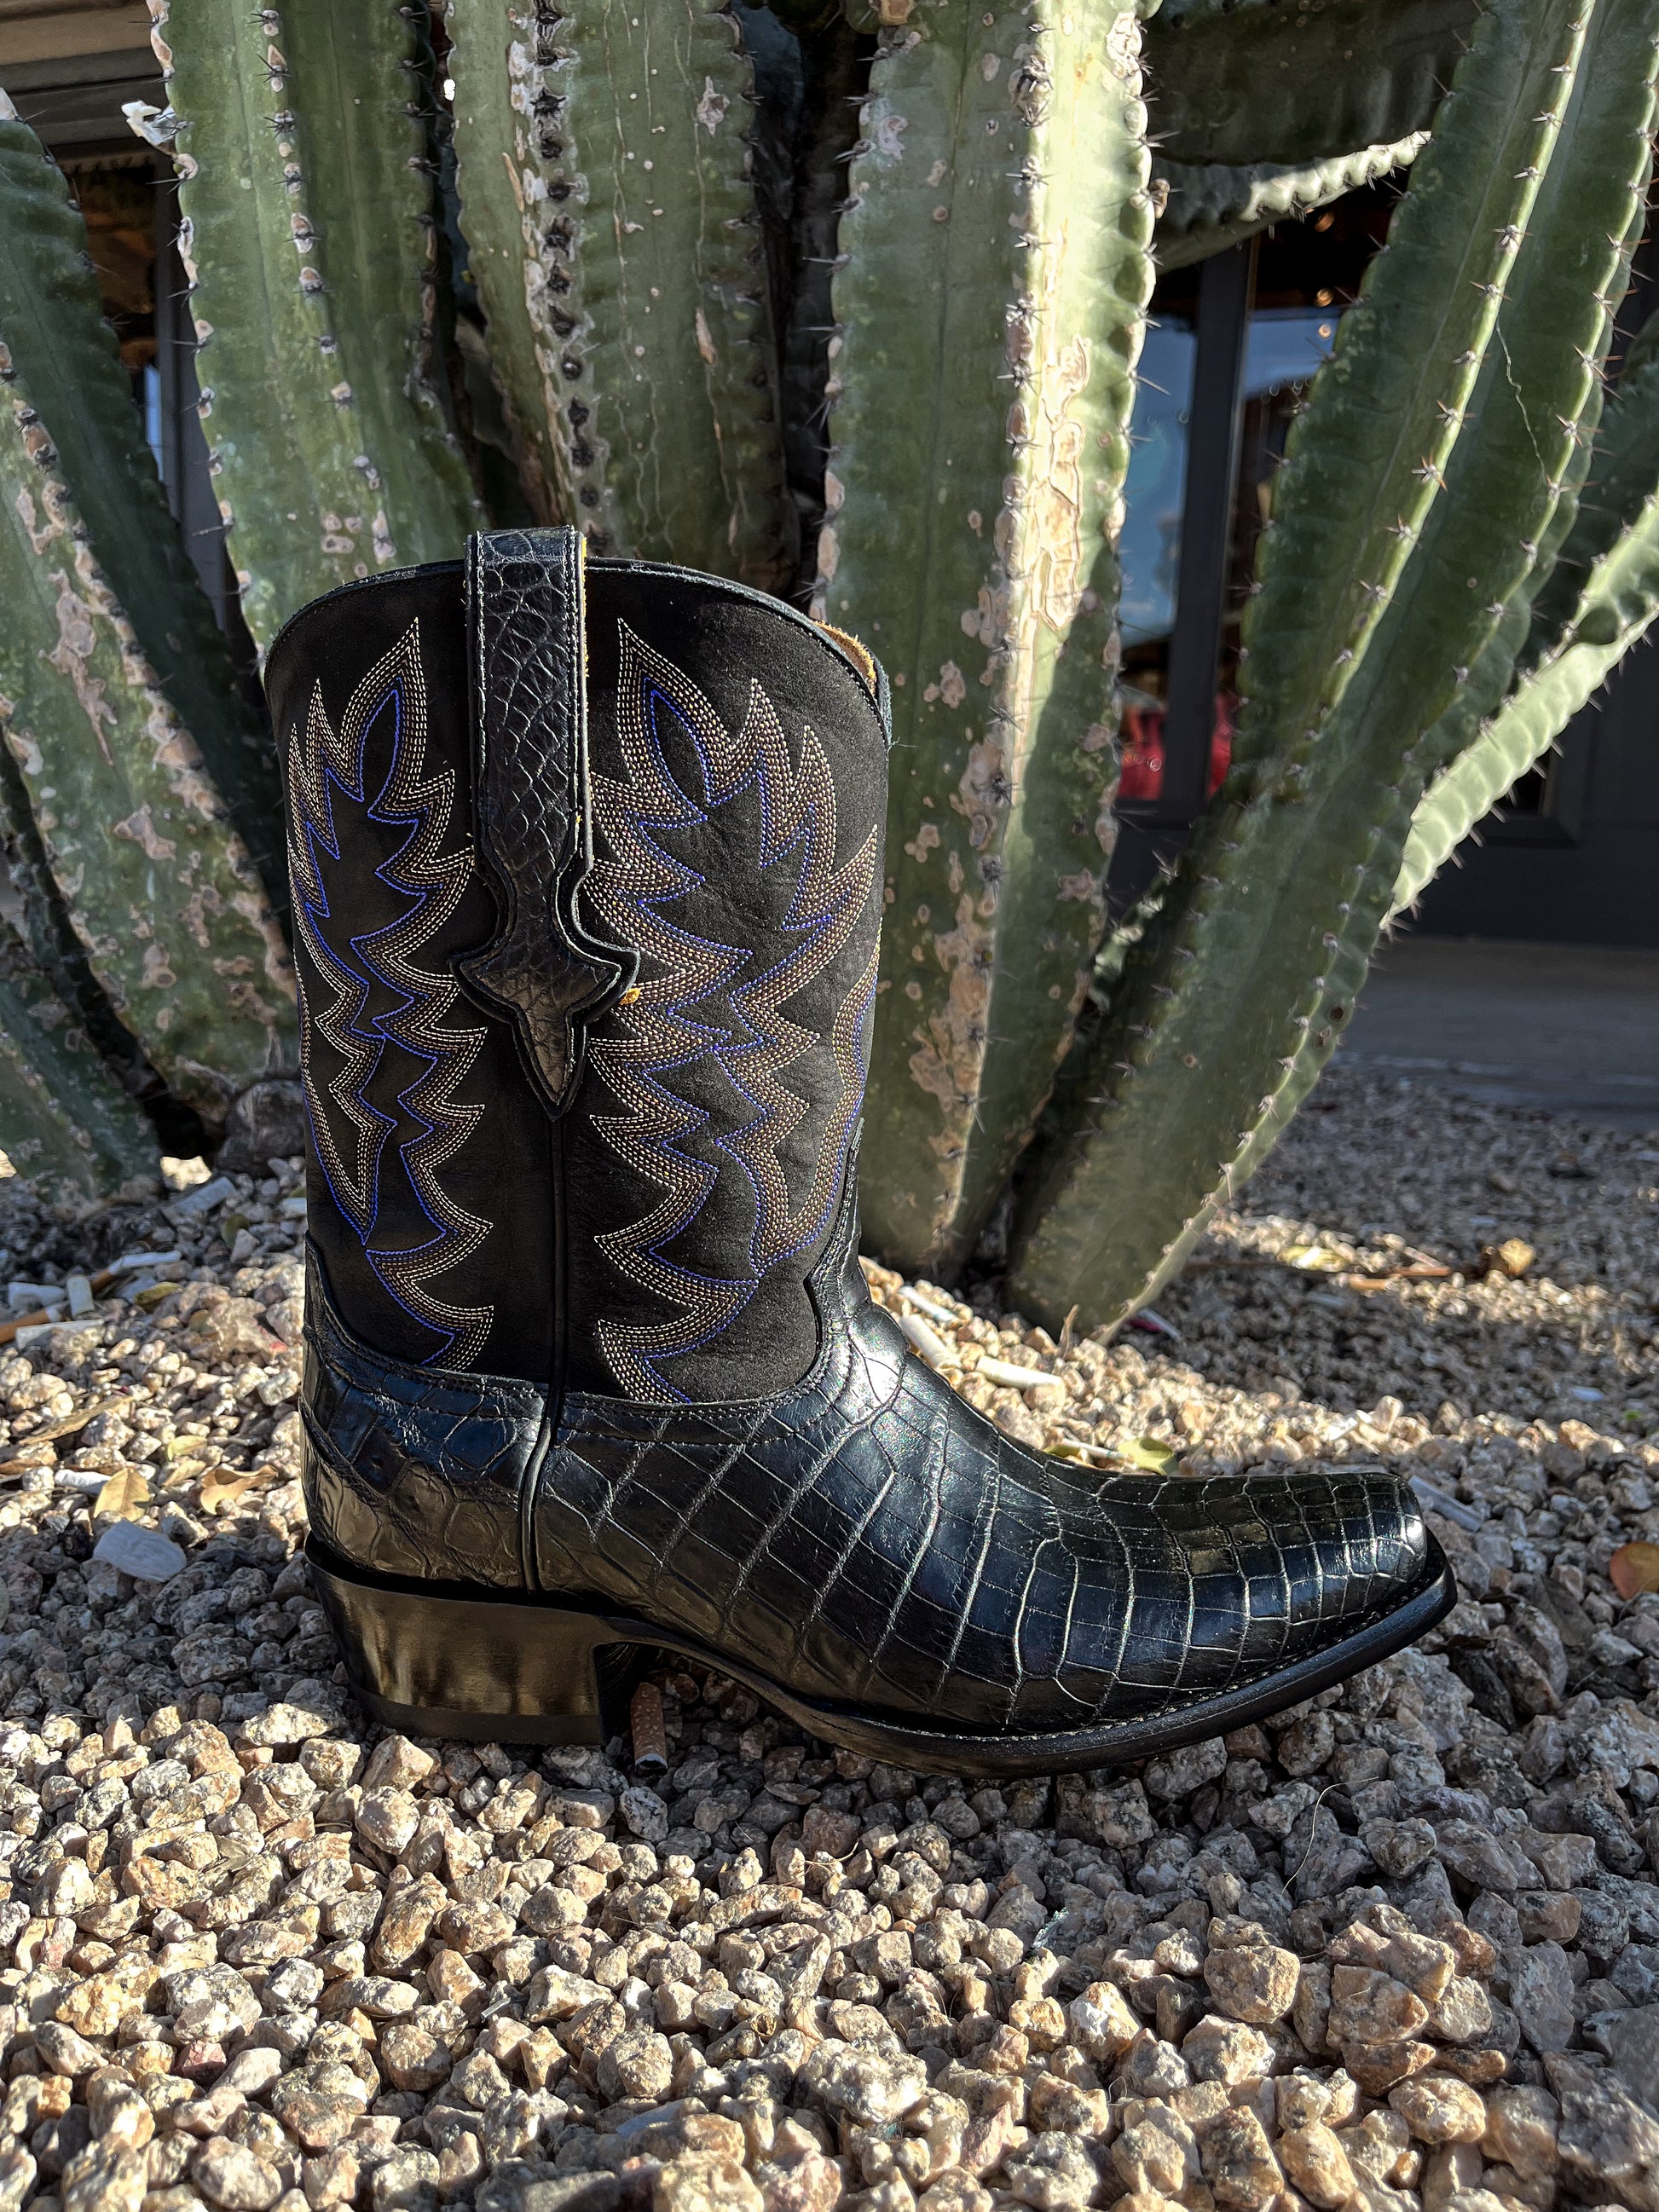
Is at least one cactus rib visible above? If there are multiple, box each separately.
[0,95,283,901]
[1006,0,1611,1335]
[0,923,159,1204]
[1396,327,1659,910]
[1144,0,1481,168]
[153,0,479,649]
[1153,139,1427,273]
[446,0,789,584]
[818,0,1153,1277]
[0,325,297,1120]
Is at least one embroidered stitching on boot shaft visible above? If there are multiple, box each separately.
[584,623,880,1402]
[286,621,494,1366]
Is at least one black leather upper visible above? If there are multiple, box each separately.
[267,549,887,1404]
[302,1153,1436,1737]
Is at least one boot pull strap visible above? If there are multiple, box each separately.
[459,526,636,1117]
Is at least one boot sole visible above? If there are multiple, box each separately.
[308,1535,1455,1778]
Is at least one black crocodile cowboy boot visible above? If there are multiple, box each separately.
[267,527,1452,1776]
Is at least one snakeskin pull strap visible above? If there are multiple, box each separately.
[460,528,636,1115]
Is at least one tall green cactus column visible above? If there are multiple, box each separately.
[0,99,281,895]
[821,0,1153,1278]
[0,95,296,1124]
[1008,0,1644,1335]
[153,0,480,648]
[445,0,789,582]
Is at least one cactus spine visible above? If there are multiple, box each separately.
[153,0,480,648]
[818,0,1153,1276]
[445,0,789,584]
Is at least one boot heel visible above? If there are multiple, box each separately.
[307,1542,640,1745]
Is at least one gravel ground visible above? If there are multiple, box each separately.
[0,1066,1654,2212]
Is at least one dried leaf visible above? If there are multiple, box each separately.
[0,1454,53,1481]
[1124,1435,1176,1471]
[1610,1543,1659,1600]
[18,1395,121,1445]
[199,1470,256,1514]
[94,1468,151,1517]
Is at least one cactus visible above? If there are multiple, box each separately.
[153,0,481,649]
[5,0,1659,1308]
[0,100,296,1125]
[1396,327,1659,910]
[0,924,159,1204]
[1144,0,1481,167]
[1153,138,1427,271]
[815,1,1153,1276]
[444,0,789,584]
[1008,0,1659,1335]
[0,96,281,904]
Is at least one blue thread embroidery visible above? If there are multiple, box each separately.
[586,627,879,1401]
[286,624,493,1366]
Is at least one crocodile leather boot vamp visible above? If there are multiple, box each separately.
[266,527,1454,1775]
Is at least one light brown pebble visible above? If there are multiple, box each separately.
[1276,2123,1356,2210]
[916,2177,992,2212]
[1328,1967,1430,2046]
[1421,2142,1484,2212]
[59,2136,149,2212]
[1199,2106,1281,2210]
[1341,2040,1438,2097]
[1390,2075,1488,2147]
[193,2135,283,2212]
[1479,2088,1560,2181]
[360,1733,436,1791]
[1182,2017,1274,2086]
[1202,1941,1300,2025]
[300,2149,360,2209]
[1425,1977,1494,2045]
[657,2154,767,2212]
[85,2071,153,2151]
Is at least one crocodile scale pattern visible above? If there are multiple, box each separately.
[301,1159,1433,1738]
[459,527,633,1114]
[303,1291,538,1590]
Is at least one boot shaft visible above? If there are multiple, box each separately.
[265,531,888,1404]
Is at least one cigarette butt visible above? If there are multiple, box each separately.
[0,1268,115,1347]
[630,1679,668,1774]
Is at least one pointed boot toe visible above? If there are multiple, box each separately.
[272,531,1454,1776]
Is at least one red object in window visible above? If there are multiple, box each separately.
[1119,704,1165,800]
[1116,696,1234,806]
